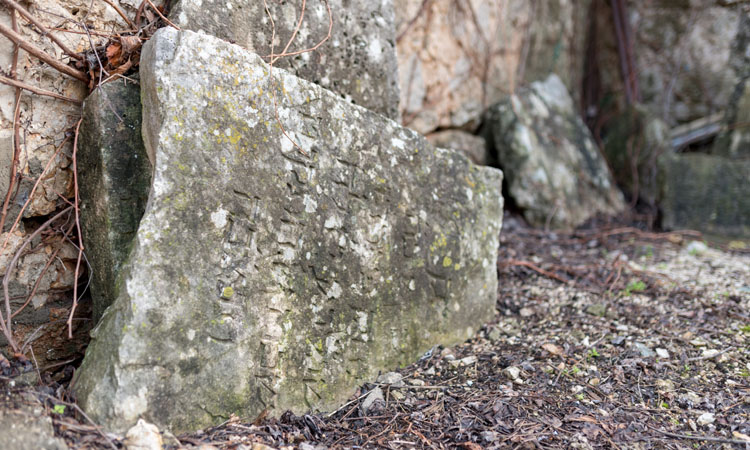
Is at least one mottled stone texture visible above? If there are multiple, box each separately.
[713,77,750,159]
[427,130,489,166]
[78,81,152,321]
[660,154,750,238]
[602,105,671,206]
[484,74,624,229]
[73,29,503,433]
[170,0,400,120]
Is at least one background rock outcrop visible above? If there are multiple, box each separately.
[395,0,589,135]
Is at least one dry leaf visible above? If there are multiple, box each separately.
[110,58,134,76]
[120,35,141,54]
[542,343,564,356]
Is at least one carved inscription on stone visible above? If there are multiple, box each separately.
[73,29,504,434]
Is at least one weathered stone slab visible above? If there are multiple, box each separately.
[484,74,624,228]
[73,28,503,433]
[78,81,152,321]
[660,153,750,238]
[169,0,400,120]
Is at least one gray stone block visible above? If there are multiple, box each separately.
[78,80,152,321]
[485,74,624,228]
[660,153,750,238]
[73,29,503,433]
[170,0,400,120]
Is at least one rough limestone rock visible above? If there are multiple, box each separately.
[485,74,624,228]
[660,153,750,238]
[73,28,504,433]
[395,0,590,135]
[426,130,489,166]
[78,81,152,321]
[169,0,400,120]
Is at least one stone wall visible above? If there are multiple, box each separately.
[0,0,139,349]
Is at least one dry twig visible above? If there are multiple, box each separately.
[0,21,88,82]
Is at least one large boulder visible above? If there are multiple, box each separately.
[73,28,504,433]
[484,74,624,228]
[169,0,400,120]
[78,81,152,321]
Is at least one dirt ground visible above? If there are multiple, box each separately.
[2,212,749,449]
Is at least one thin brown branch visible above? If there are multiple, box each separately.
[0,74,82,104]
[144,0,180,30]
[499,259,570,284]
[100,0,137,29]
[1,0,83,60]
[1,206,73,353]
[263,0,307,156]
[0,135,70,257]
[68,118,84,338]
[265,0,332,60]
[11,221,75,320]
[35,391,118,450]
[652,427,750,445]
[0,9,22,236]
[0,21,88,82]
[270,0,306,65]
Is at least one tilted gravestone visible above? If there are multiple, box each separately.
[73,29,503,433]
[169,0,401,120]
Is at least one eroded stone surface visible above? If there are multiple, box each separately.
[79,80,152,321]
[73,28,503,433]
[426,130,489,166]
[170,0,400,119]
[485,74,624,228]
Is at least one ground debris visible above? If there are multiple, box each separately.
[3,212,749,448]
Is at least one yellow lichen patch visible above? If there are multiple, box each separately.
[429,233,448,253]
[442,256,453,268]
[465,176,476,188]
